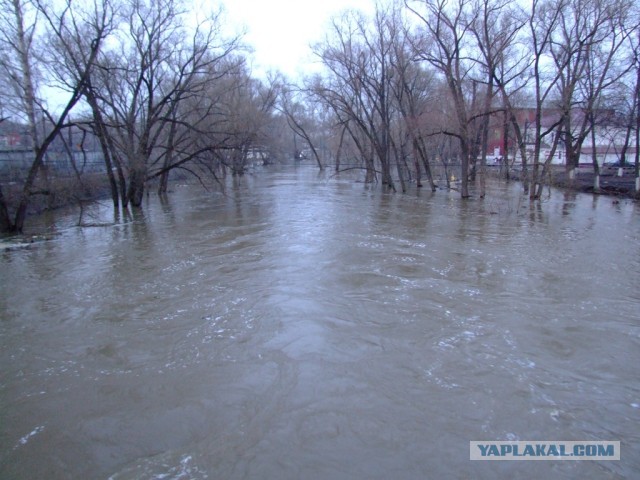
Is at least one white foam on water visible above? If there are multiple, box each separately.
[14,425,45,450]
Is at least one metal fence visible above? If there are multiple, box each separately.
[0,149,105,183]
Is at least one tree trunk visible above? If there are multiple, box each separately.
[366,142,376,183]
[0,185,11,232]
[460,138,470,198]
[12,0,39,154]
[633,80,640,191]
[395,140,407,193]
[158,118,178,194]
[534,128,562,199]
[378,137,394,191]
[619,122,632,168]
[590,116,600,193]
[335,125,347,173]
[416,138,436,192]
[307,142,324,172]
[127,166,147,207]
[479,82,493,199]
[563,114,579,181]
[502,102,510,180]
[4,0,40,232]
[85,86,119,207]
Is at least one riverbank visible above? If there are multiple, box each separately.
[553,170,639,198]
[502,165,639,200]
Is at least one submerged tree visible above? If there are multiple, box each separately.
[0,0,112,232]
[213,70,280,176]
[312,8,398,189]
[87,0,243,207]
[407,0,476,198]
[311,3,441,191]
[279,85,326,171]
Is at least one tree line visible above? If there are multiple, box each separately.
[1,0,639,233]
[0,0,289,232]
[295,0,639,199]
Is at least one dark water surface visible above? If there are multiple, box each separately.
[1,166,639,479]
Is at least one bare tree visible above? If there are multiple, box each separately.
[39,0,119,205]
[550,0,634,193]
[0,0,40,231]
[312,6,402,190]
[0,0,111,232]
[279,86,326,171]
[216,73,280,176]
[522,0,565,198]
[620,20,640,192]
[150,54,246,189]
[387,4,438,191]
[89,0,242,207]
[469,0,526,197]
[407,0,475,198]
[635,29,640,192]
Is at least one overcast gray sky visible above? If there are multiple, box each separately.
[220,0,374,78]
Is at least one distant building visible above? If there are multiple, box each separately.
[484,108,637,167]
[0,132,21,148]
[245,146,271,165]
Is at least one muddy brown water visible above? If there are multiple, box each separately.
[1,166,639,479]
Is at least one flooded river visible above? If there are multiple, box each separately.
[1,166,639,479]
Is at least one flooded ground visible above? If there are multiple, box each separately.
[1,166,639,479]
